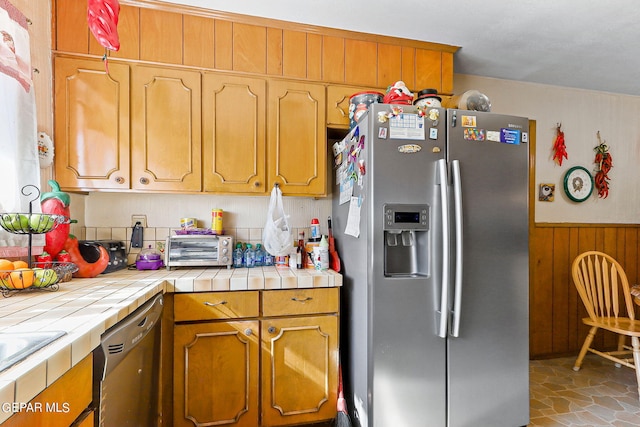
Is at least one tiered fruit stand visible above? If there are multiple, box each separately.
[0,185,77,296]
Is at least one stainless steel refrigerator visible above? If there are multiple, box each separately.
[331,103,529,427]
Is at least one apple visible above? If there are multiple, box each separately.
[33,268,58,287]
[29,214,55,233]
[0,277,14,290]
[10,214,29,232]
[0,214,15,232]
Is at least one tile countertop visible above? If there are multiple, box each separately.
[0,266,342,423]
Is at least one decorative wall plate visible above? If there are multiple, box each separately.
[563,166,593,202]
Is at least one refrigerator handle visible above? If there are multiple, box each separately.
[450,160,463,337]
[436,158,450,339]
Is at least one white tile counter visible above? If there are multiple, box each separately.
[0,267,341,423]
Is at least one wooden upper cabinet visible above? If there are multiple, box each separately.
[52,0,456,92]
[267,80,327,196]
[130,65,202,192]
[202,74,267,194]
[54,56,130,190]
[326,85,384,129]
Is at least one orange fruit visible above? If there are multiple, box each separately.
[9,269,34,289]
[12,260,28,269]
[0,259,13,279]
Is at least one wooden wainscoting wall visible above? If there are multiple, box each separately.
[529,224,640,359]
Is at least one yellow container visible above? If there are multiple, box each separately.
[211,209,223,234]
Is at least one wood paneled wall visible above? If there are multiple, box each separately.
[530,224,640,359]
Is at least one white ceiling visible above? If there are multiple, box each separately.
[167,0,640,96]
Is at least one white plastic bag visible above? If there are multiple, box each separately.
[263,185,293,256]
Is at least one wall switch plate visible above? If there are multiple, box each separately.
[131,214,147,228]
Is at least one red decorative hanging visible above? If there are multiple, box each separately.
[87,0,121,52]
[552,123,568,166]
[593,131,612,199]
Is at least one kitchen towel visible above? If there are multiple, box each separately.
[0,0,44,256]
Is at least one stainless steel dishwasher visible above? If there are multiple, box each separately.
[93,293,163,427]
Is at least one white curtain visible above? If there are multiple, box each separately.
[0,0,43,257]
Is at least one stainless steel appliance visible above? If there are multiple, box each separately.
[332,104,529,427]
[93,293,163,427]
[165,234,233,269]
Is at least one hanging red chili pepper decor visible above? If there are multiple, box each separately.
[87,0,121,52]
[552,123,568,166]
[593,131,612,198]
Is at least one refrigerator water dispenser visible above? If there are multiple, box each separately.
[383,204,429,277]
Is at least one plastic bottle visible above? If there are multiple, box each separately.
[255,243,265,267]
[264,248,274,267]
[309,218,321,242]
[315,235,330,270]
[244,244,256,268]
[233,243,244,268]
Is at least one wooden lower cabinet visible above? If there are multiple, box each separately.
[261,315,338,427]
[0,354,93,427]
[174,321,260,427]
[173,288,339,427]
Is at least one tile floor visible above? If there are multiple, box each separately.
[307,354,640,427]
[529,354,640,426]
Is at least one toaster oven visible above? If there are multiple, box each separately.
[165,235,233,269]
[79,240,127,273]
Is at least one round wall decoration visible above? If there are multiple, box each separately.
[563,166,594,202]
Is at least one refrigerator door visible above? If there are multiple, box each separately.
[368,104,449,426]
[446,110,530,427]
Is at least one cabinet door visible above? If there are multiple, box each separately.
[131,65,202,192]
[261,315,338,426]
[326,85,383,129]
[174,321,259,427]
[203,74,267,193]
[267,80,327,196]
[54,56,130,190]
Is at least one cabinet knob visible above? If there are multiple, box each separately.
[139,177,149,185]
[114,176,125,184]
[204,300,227,307]
[254,181,261,187]
[244,328,253,336]
[268,326,276,334]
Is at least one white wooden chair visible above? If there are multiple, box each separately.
[571,251,640,401]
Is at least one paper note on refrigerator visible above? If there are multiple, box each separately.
[345,196,361,238]
[388,113,425,140]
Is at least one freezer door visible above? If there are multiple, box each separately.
[368,104,449,426]
[446,110,529,427]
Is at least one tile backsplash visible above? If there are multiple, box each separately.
[79,226,313,265]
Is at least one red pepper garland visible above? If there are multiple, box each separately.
[552,123,568,165]
[593,132,612,198]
